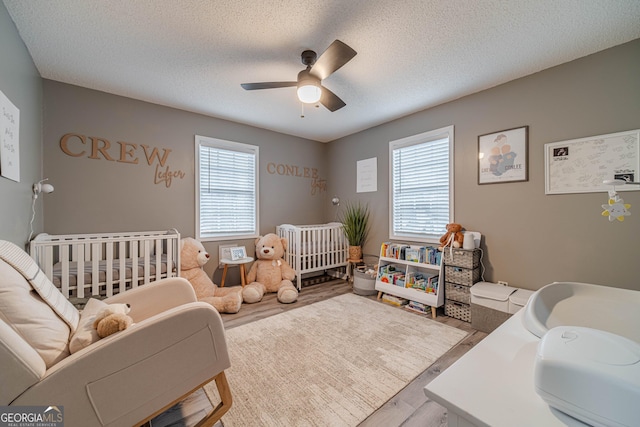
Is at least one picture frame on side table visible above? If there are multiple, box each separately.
[478,126,528,184]
[230,246,247,261]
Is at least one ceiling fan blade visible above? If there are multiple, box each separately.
[241,82,297,90]
[320,86,346,112]
[310,40,357,81]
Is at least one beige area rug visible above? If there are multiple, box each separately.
[205,293,468,427]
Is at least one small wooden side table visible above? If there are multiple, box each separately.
[220,257,253,287]
[346,258,363,282]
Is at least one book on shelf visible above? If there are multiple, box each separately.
[405,300,430,314]
[380,242,441,265]
[381,294,409,307]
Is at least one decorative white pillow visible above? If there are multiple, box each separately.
[0,259,71,368]
[69,298,107,353]
[0,240,79,332]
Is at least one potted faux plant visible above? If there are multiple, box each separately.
[339,201,371,261]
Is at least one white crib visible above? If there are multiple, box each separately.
[29,229,180,301]
[276,222,349,290]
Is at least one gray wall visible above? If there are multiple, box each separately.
[0,2,43,248]
[327,39,640,291]
[9,4,639,292]
[42,81,328,280]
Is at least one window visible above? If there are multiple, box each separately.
[389,125,454,242]
[196,135,259,241]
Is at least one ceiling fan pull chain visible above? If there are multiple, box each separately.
[300,102,305,118]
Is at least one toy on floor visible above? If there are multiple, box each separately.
[180,237,243,314]
[242,233,298,304]
[92,303,133,338]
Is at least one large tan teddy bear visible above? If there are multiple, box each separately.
[242,233,298,304]
[180,237,243,314]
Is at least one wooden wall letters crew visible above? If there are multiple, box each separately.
[59,133,186,188]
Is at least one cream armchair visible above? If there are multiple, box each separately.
[0,240,232,427]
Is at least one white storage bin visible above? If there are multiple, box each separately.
[470,282,517,312]
[470,282,517,333]
[508,288,534,314]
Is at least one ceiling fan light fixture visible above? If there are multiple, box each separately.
[242,40,356,111]
[297,84,322,104]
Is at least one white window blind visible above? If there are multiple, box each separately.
[196,136,259,241]
[389,126,454,242]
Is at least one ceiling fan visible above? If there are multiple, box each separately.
[241,40,357,112]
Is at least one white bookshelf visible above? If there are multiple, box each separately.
[375,245,445,318]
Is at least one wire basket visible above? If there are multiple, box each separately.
[444,266,480,286]
[445,300,471,322]
[445,282,471,304]
[443,249,480,269]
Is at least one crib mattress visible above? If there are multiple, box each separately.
[51,255,170,288]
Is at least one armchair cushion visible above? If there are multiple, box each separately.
[69,298,106,354]
[0,259,71,368]
[0,240,79,332]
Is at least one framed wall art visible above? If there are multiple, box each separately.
[0,89,20,182]
[478,126,528,185]
[544,129,640,194]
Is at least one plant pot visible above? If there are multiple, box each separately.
[348,245,362,261]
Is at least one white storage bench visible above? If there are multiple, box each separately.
[470,282,533,333]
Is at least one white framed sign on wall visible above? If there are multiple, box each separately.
[0,89,20,182]
[545,129,640,194]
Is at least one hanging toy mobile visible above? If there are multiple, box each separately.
[601,179,640,222]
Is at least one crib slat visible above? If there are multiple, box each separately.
[142,239,151,284]
[76,244,85,299]
[43,246,54,282]
[154,238,162,281]
[131,241,139,288]
[61,245,70,298]
[91,242,100,296]
[105,241,114,297]
[166,237,174,277]
[119,240,126,293]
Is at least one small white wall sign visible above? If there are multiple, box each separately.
[357,157,377,193]
[0,89,20,182]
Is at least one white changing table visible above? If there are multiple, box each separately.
[424,310,588,427]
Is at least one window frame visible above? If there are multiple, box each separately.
[195,135,259,242]
[388,125,454,243]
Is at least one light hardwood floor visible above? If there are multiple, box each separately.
[149,277,487,427]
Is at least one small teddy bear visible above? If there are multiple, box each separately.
[92,303,133,338]
[242,233,298,304]
[180,237,243,314]
[438,223,465,251]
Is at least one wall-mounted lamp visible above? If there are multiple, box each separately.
[331,196,341,221]
[28,179,55,242]
[33,179,54,199]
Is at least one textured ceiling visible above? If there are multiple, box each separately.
[4,0,640,142]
